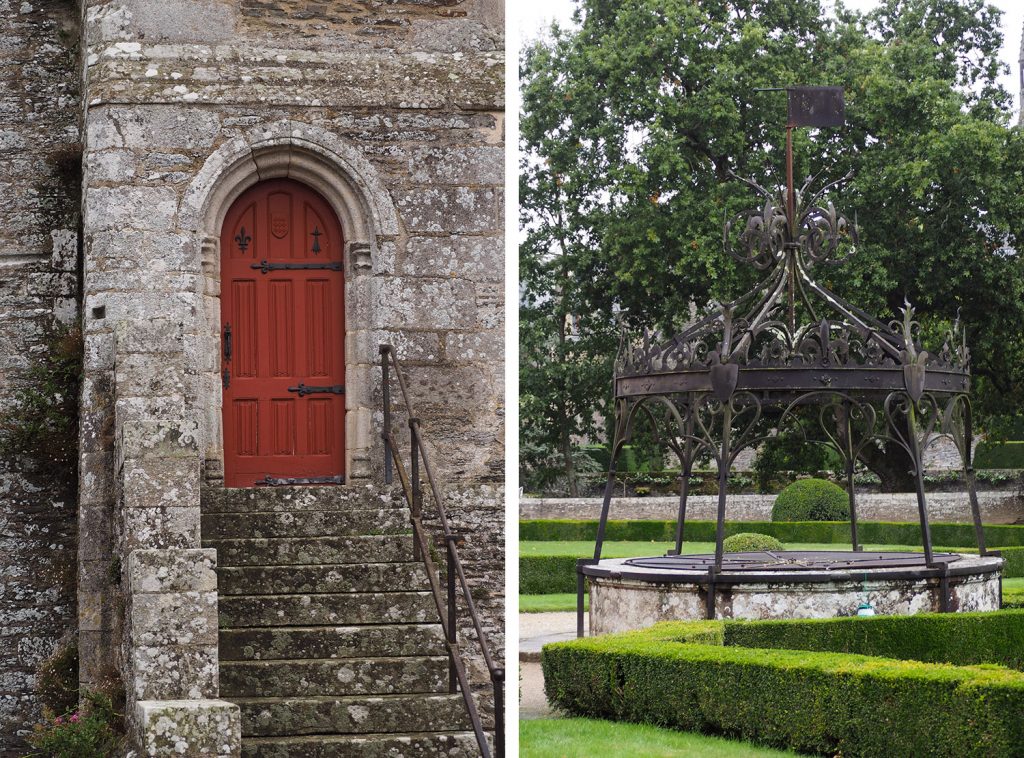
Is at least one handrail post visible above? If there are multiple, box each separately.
[380,346,392,485]
[445,533,458,694]
[410,419,421,562]
[493,667,505,758]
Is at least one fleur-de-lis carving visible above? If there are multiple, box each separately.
[235,227,252,252]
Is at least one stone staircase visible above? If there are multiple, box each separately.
[201,485,479,757]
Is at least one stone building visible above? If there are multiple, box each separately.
[1,0,505,755]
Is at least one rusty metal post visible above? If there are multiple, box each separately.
[905,403,936,567]
[410,419,421,562]
[381,346,392,485]
[446,534,458,694]
[493,668,505,758]
[672,408,695,556]
[842,402,862,552]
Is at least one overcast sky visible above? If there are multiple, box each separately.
[511,0,1024,121]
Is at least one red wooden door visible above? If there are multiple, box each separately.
[221,179,346,487]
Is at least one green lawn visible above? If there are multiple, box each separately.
[521,593,588,613]
[520,718,797,757]
[521,540,925,557]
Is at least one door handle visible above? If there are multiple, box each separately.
[223,322,232,362]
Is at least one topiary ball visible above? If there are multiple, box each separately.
[772,477,850,521]
[722,532,784,552]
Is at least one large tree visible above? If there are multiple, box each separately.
[520,0,1024,491]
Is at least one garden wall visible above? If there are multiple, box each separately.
[521,490,1022,523]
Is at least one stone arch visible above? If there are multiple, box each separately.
[180,121,399,483]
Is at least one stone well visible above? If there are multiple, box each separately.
[584,551,1003,635]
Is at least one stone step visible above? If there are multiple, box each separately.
[220,623,446,661]
[220,657,449,698]
[205,535,414,566]
[202,485,405,514]
[234,693,470,737]
[240,731,481,758]
[217,562,430,595]
[219,592,438,627]
[202,508,410,539]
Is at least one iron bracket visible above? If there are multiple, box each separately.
[251,260,343,274]
[288,383,345,396]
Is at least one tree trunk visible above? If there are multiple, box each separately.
[857,420,916,493]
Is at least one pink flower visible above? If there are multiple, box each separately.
[69,713,80,723]
[55,716,63,725]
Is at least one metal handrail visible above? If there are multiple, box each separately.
[379,344,504,758]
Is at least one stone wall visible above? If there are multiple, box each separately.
[0,0,82,750]
[522,491,1023,524]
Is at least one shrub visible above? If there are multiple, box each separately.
[974,441,1024,469]
[36,638,78,716]
[28,690,121,757]
[723,609,1024,671]
[772,478,849,521]
[543,618,1024,757]
[722,532,783,552]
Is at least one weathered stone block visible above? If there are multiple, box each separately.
[118,417,201,464]
[396,187,500,233]
[445,330,504,364]
[130,590,218,648]
[121,505,201,550]
[86,186,178,232]
[120,455,200,511]
[128,548,216,594]
[370,278,477,330]
[88,230,196,273]
[406,145,503,185]
[130,644,220,702]
[401,235,502,281]
[135,698,240,757]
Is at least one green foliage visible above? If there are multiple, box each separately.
[772,479,850,521]
[974,441,1024,469]
[521,555,581,595]
[0,324,81,479]
[36,639,78,717]
[722,532,784,552]
[521,0,1024,478]
[723,610,1024,670]
[542,616,1024,757]
[753,433,841,493]
[521,519,1024,547]
[27,691,121,758]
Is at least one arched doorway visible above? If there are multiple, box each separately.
[220,178,346,487]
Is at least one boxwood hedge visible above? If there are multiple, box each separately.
[520,519,1024,547]
[521,544,1024,594]
[723,609,1024,670]
[542,617,1024,757]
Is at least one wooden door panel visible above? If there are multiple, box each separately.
[221,179,346,487]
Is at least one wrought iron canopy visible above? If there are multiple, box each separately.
[615,172,970,404]
[579,125,993,629]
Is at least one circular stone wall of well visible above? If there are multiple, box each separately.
[584,552,1003,636]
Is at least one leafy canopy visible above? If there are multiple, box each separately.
[520,0,1024,486]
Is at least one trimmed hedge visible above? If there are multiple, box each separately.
[521,518,1024,547]
[521,555,580,595]
[520,544,1024,594]
[975,441,1024,469]
[722,532,783,552]
[772,478,850,521]
[542,619,1024,757]
[723,609,1024,670]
